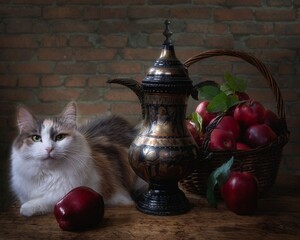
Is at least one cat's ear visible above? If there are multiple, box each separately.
[17,106,36,133]
[61,101,77,128]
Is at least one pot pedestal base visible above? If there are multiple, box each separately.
[135,183,190,216]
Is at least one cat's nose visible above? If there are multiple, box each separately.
[46,147,53,153]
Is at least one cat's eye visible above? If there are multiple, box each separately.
[55,134,66,141]
[32,135,42,142]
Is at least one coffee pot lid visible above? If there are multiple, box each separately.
[142,20,192,92]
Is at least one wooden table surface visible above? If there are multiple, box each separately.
[0,175,299,240]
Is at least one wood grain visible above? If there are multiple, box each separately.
[0,175,299,240]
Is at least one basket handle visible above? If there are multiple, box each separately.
[184,49,287,131]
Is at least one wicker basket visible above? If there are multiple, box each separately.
[180,49,290,197]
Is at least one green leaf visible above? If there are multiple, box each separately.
[220,83,234,96]
[207,92,228,113]
[223,72,247,92]
[187,111,202,133]
[197,85,221,101]
[206,157,234,208]
[226,94,240,109]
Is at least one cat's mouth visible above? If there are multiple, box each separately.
[42,155,56,161]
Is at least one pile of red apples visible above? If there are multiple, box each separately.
[187,77,280,152]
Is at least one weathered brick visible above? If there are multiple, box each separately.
[230,22,273,34]
[148,33,163,46]
[41,75,62,87]
[185,23,229,34]
[43,7,81,19]
[205,35,234,48]
[188,62,233,75]
[69,35,93,47]
[128,6,168,19]
[26,103,64,116]
[0,6,41,18]
[77,102,110,116]
[102,0,144,4]
[65,75,87,87]
[123,48,158,60]
[275,23,300,35]
[290,103,300,115]
[9,63,53,74]
[57,0,104,4]
[246,36,276,49]
[12,0,53,4]
[0,76,17,87]
[267,0,293,6]
[41,35,68,47]
[194,0,226,4]
[0,49,34,61]
[75,49,117,61]
[98,21,139,34]
[0,89,33,102]
[79,88,103,101]
[170,7,211,19]
[18,75,40,87]
[53,21,97,33]
[101,35,127,48]
[0,103,16,115]
[83,7,127,19]
[55,63,97,74]
[255,9,296,21]
[226,0,261,6]
[149,0,190,4]
[281,90,298,102]
[214,9,253,21]
[98,62,142,74]
[88,76,108,87]
[38,88,82,102]
[277,37,300,49]
[6,20,50,34]
[0,63,8,74]
[175,33,204,46]
[261,50,297,61]
[38,48,73,61]
[0,36,39,48]
[278,64,295,75]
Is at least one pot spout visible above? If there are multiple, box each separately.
[107,78,145,118]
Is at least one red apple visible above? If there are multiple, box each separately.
[211,116,241,140]
[263,109,281,134]
[195,100,217,128]
[186,120,202,146]
[54,186,104,231]
[243,124,277,148]
[236,91,250,101]
[233,100,265,128]
[209,129,236,151]
[221,171,258,215]
[236,142,252,151]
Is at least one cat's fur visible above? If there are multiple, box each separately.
[10,102,144,217]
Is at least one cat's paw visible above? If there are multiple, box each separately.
[20,201,49,217]
[20,202,37,217]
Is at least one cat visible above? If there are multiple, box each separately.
[10,102,145,217]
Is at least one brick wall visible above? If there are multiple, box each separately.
[0,0,299,208]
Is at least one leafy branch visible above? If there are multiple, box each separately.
[197,72,247,113]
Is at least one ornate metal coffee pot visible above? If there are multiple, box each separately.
[108,20,200,215]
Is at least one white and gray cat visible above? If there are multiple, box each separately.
[10,102,145,217]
